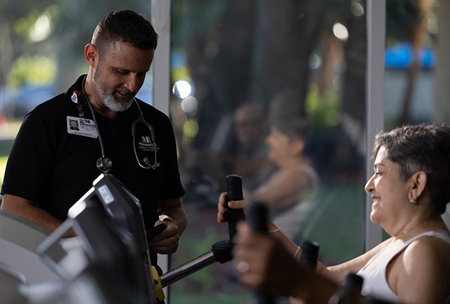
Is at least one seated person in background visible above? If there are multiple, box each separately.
[231,102,276,192]
[249,91,319,241]
[218,124,450,304]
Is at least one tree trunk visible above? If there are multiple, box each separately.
[248,0,331,112]
[398,0,430,126]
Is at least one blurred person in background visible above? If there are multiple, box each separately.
[230,102,276,193]
[248,91,319,241]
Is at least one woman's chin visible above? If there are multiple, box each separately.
[369,212,380,224]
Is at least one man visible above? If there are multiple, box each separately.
[231,102,275,191]
[1,10,186,267]
[69,120,79,130]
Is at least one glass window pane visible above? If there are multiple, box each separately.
[170,1,367,302]
[385,0,437,129]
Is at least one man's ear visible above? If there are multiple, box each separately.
[85,44,98,68]
[409,171,427,202]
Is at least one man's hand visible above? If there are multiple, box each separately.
[147,220,180,254]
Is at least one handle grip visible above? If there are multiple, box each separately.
[226,174,246,241]
[248,203,276,304]
[299,241,319,270]
[248,203,269,234]
[146,222,167,241]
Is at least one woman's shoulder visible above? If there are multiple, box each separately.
[406,230,450,254]
[394,233,450,304]
[402,231,450,269]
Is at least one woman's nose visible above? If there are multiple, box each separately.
[364,175,375,193]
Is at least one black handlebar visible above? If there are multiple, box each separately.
[226,174,246,241]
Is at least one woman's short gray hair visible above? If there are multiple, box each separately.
[372,124,450,215]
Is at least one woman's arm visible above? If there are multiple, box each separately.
[217,192,390,283]
[250,169,311,208]
[268,220,393,283]
[233,221,339,303]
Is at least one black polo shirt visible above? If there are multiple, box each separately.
[2,75,185,232]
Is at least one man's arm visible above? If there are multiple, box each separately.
[147,198,187,255]
[1,194,64,232]
[157,198,187,235]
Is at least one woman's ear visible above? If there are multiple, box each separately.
[409,171,427,202]
[291,138,305,156]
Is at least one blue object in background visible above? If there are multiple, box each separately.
[385,42,435,69]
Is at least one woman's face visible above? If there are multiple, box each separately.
[265,127,301,162]
[365,146,410,227]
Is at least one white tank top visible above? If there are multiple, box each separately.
[356,231,450,303]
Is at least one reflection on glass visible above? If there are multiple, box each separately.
[170,1,368,303]
[249,91,320,243]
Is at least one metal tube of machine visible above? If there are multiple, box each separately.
[160,175,245,288]
[160,251,216,287]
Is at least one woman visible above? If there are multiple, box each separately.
[248,91,319,241]
[218,124,450,303]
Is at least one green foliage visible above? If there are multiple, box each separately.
[171,292,252,304]
[305,84,341,130]
[8,55,56,88]
[12,5,59,41]
[170,225,219,293]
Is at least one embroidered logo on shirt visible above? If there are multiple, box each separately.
[138,136,159,152]
[141,136,152,143]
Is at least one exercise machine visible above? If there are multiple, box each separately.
[0,173,245,303]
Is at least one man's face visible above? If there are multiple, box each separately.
[234,107,261,145]
[92,41,154,112]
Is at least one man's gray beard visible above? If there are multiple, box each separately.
[102,92,134,112]
[93,73,134,112]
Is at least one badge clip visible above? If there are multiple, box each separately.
[71,91,85,118]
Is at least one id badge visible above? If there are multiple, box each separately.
[67,116,98,138]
